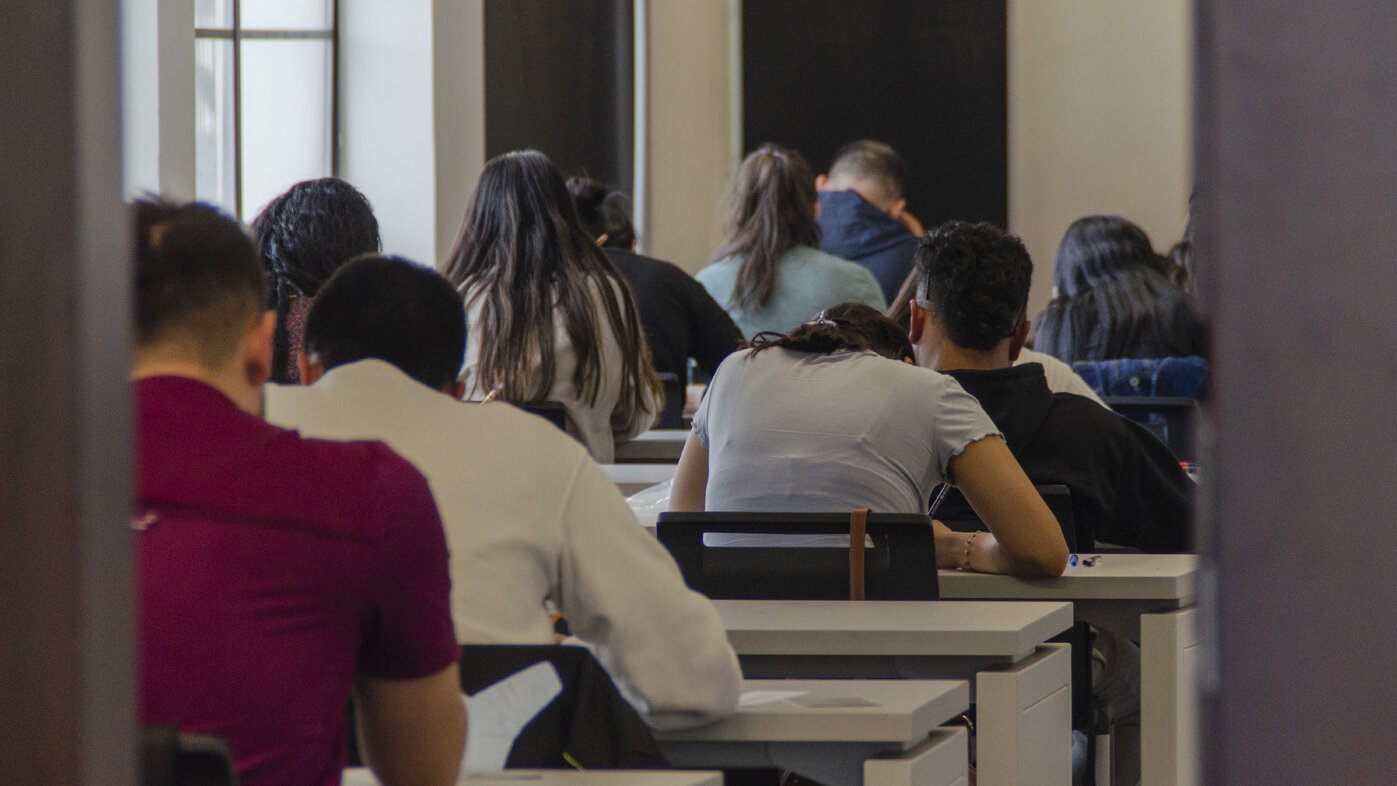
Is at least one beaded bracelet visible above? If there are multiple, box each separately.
[961,532,981,571]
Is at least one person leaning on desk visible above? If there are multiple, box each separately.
[669,302,1068,578]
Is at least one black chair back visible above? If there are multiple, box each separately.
[937,484,1080,551]
[458,644,666,770]
[656,372,685,429]
[512,401,568,431]
[1103,396,1198,462]
[656,512,938,600]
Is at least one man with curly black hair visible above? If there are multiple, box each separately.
[910,219,1194,785]
[908,220,1191,553]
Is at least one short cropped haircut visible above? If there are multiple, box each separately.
[827,140,906,204]
[134,199,266,367]
[302,255,466,390]
[915,221,1032,352]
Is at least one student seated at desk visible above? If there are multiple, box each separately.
[265,256,742,731]
[907,220,1192,552]
[669,303,1068,578]
[131,202,464,786]
[441,150,662,463]
[568,176,744,382]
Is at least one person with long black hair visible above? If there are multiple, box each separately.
[697,145,886,338]
[1033,214,1205,363]
[442,151,662,463]
[251,177,381,384]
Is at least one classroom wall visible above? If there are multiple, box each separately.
[339,0,484,267]
[120,0,194,200]
[1008,0,1194,319]
[339,0,438,265]
[640,0,735,274]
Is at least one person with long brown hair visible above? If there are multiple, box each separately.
[697,145,886,338]
[441,151,662,463]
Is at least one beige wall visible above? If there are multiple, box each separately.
[1008,0,1194,319]
[640,0,736,275]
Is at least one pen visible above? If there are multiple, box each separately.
[1068,554,1100,567]
[927,483,950,518]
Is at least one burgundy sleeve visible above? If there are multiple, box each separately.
[358,446,460,679]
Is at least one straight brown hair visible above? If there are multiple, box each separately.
[441,151,661,413]
[710,145,822,312]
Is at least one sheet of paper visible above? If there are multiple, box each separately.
[739,690,808,707]
[462,661,563,772]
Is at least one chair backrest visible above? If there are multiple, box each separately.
[937,484,1080,551]
[511,401,568,431]
[457,644,666,770]
[1103,396,1198,462]
[656,372,685,429]
[141,727,238,786]
[655,512,938,600]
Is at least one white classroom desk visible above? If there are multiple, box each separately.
[344,769,721,785]
[601,463,675,496]
[657,678,969,786]
[713,600,1074,786]
[613,428,689,463]
[938,554,1199,786]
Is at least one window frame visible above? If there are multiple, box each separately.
[194,1,340,221]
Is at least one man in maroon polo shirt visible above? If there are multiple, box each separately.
[130,200,466,786]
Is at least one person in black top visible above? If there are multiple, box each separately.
[568,177,744,381]
[908,220,1191,552]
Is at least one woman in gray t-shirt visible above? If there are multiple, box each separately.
[671,303,1068,578]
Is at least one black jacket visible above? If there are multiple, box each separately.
[817,190,920,305]
[945,364,1191,552]
[607,249,744,379]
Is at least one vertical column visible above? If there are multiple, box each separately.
[0,1,133,784]
[1197,1,1397,782]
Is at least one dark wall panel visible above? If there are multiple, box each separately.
[743,1,1006,229]
[484,0,634,194]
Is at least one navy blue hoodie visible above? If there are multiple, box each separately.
[817,189,919,304]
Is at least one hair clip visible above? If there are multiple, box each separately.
[767,149,787,160]
[804,310,839,328]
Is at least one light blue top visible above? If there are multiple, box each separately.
[696,245,888,339]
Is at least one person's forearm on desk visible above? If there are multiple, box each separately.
[944,436,1069,577]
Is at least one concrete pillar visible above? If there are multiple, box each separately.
[0,1,134,784]
[1196,1,1397,782]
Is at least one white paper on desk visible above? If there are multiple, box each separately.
[462,662,563,772]
[739,690,807,707]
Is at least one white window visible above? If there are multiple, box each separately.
[195,0,336,221]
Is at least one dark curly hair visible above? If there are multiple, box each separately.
[250,177,381,382]
[914,221,1031,352]
[748,301,912,361]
